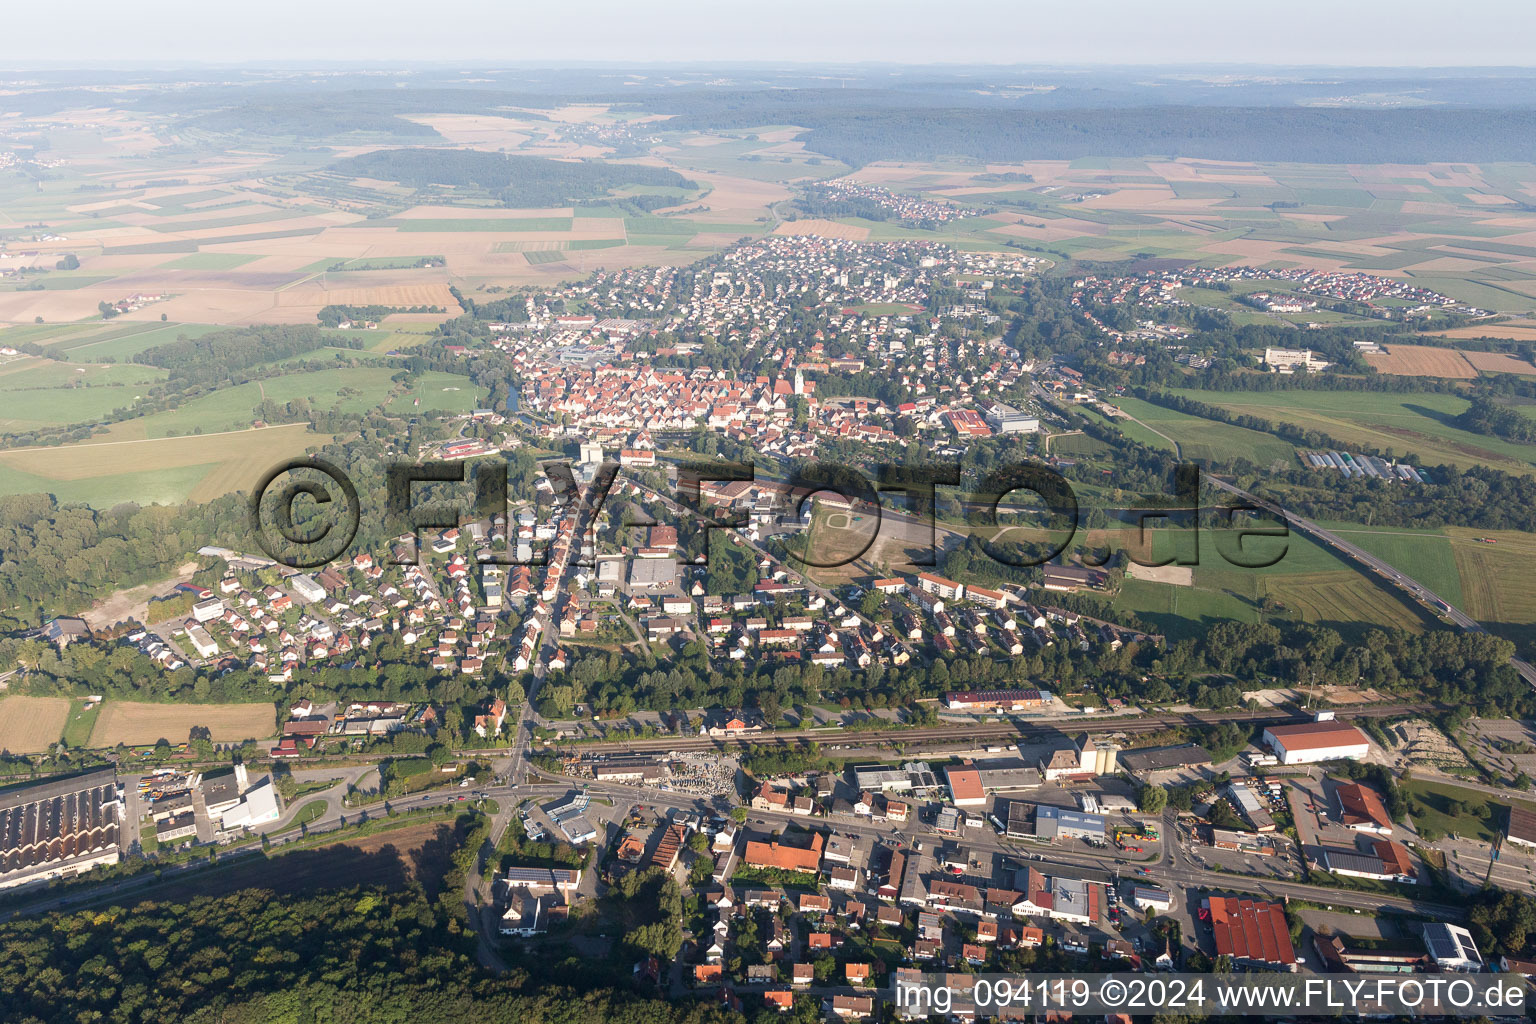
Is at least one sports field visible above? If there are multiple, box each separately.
[0,696,70,754]
[88,700,277,747]
[0,358,170,431]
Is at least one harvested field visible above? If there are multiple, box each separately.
[311,283,460,308]
[1364,344,1477,378]
[772,219,870,240]
[1433,321,1536,343]
[0,696,70,754]
[88,700,276,747]
[1462,350,1536,375]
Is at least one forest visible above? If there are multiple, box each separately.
[0,881,745,1024]
[134,324,363,383]
[332,149,696,207]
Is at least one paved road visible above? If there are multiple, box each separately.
[1206,476,1536,689]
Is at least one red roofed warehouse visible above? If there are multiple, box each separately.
[1260,720,1370,765]
[1206,896,1298,971]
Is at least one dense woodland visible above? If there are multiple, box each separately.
[0,877,746,1024]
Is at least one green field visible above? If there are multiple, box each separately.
[1114,526,1434,640]
[0,359,171,430]
[1170,388,1536,473]
[1110,395,1296,467]
[1399,779,1536,841]
[80,365,405,439]
[1314,521,1466,607]
[384,371,484,413]
[46,322,226,362]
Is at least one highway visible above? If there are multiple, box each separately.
[1206,476,1536,688]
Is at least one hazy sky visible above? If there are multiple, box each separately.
[4,0,1534,67]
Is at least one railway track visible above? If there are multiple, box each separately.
[552,701,1435,756]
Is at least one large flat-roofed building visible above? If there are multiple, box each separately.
[973,759,1043,793]
[850,764,911,792]
[1206,896,1298,971]
[0,768,122,891]
[1118,744,1213,780]
[593,758,668,783]
[944,765,987,807]
[1263,347,1331,374]
[628,558,677,590]
[983,403,1040,435]
[1261,721,1370,765]
[1010,802,1105,842]
[1131,885,1172,911]
[1013,865,1102,925]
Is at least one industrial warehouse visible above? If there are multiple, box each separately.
[1260,718,1371,766]
[0,768,122,891]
